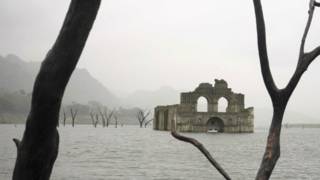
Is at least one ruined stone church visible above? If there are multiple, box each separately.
[153,79,254,133]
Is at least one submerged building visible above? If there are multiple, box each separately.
[153,79,254,133]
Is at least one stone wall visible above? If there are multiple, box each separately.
[154,79,254,133]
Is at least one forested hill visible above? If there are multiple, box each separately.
[0,54,119,106]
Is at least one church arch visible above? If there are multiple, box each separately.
[218,97,228,112]
[196,96,208,112]
[207,117,224,133]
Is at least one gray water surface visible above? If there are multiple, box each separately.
[1,125,319,180]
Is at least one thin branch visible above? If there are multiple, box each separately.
[70,108,78,127]
[285,0,320,97]
[299,0,316,59]
[106,110,114,127]
[306,46,320,62]
[90,111,96,127]
[113,114,118,128]
[63,108,67,127]
[144,110,151,120]
[95,114,99,127]
[144,118,153,127]
[98,107,106,127]
[170,118,231,180]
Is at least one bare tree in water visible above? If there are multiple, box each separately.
[113,112,118,128]
[70,108,78,127]
[95,114,100,127]
[90,111,97,128]
[171,1,320,180]
[98,107,106,127]
[137,109,150,128]
[144,118,153,128]
[62,108,67,127]
[105,109,114,127]
[11,1,101,180]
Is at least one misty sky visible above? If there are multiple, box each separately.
[1,0,320,118]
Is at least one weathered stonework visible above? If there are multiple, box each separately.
[153,79,254,133]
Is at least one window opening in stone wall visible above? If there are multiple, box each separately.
[218,97,228,112]
[197,96,208,112]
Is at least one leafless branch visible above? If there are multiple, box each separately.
[144,118,153,128]
[137,109,151,128]
[98,107,106,127]
[63,108,67,127]
[170,118,231,180]
[95,114,99,127]
[70,108,78,127]
[113,113,118,128]
[105,109,114,127]
[90,111,97,128]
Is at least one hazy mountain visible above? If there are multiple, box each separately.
[1,54,318,126]
[0,54,119,106]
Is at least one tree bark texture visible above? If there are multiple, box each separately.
[253,0,320,179]
[12,1,101,180]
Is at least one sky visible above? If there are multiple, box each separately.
[1,0,320,118]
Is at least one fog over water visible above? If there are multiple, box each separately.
[1,0,320,120]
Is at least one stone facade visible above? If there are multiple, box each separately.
[153,79,254,133]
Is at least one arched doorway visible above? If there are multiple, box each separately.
[207,117,224,133]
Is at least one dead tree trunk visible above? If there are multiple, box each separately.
[144,119,153,128]
[70,108,78,128]
[90,111,96,128]
[98,108,106,127]
[253,0,320,179]
[105,110,114,127]
[95,114,99,128]
[114,114,118,128]
[137,110,150,128]
[63,108,67,127]
[12,1,101,180]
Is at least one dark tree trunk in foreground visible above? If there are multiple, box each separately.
[253,0,320,179]
[171,1,320,180]
[12,1,101,180]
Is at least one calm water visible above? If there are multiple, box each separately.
[1,125,319,180]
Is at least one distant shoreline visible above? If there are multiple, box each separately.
[2,123,320,129]
[282,123,320,128]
